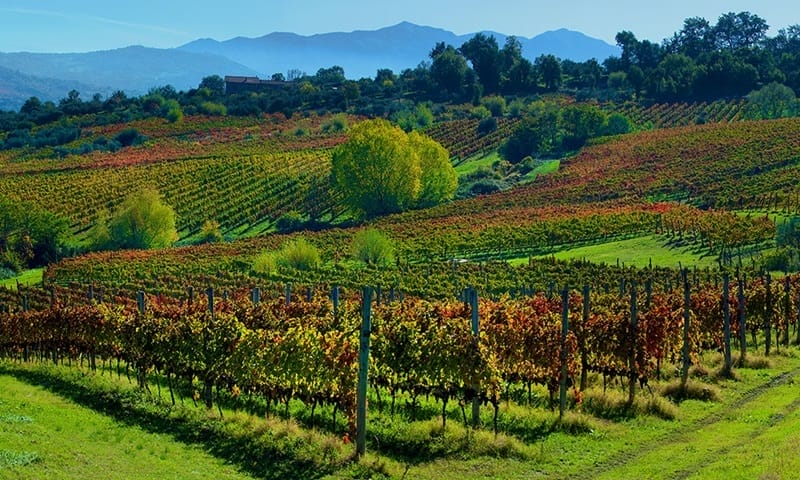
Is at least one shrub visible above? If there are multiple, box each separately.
[477,116,498,136]
[481,95,507,117]
[199,101,227,116]
[320,114,348,133]
[252,251,278,275]
[470,105,491,120]
[199,219,223,244]
[102,189,178,249]
[114,128,144,147]
[275,212,305,234]
[351,228,394,266]
[276,238,321,271]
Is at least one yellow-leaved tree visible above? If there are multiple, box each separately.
[331,119,456,218]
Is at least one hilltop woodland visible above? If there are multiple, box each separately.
[4,10,800,480]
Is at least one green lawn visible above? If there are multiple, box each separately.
[0,374,255,480]
[0,269,43,291]
[525,234,721,269]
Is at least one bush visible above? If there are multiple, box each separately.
[351,228,394,266]
[114,128,144,147]
[470,105,491,120]
[102,189,178,250]
[481,95,507,117]
[252,251,278,275]
[199,101,227,116]
[199,219,223,244]
[276,238,321,271]
[275,212,305,234]
[320,114,348,133]
[477,116,498,137]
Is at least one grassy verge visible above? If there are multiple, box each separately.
[0,269,43,291]
[0,373,255,479]
[3,347,800,479]
[526,234,720,269]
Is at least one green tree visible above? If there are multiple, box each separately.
[408,131,458,207]
[460,33,503,94]
[103,189,178,249]
[331,119,455,218]
[0,197,68,269]
[430,45,469,97]
[199,75,226,97]
[744,82,798,119]
[535,54,563,91]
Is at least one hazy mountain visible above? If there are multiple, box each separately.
[180,21,620,79]
[0,47,258,110]
[0,22,619,110]
[0,65,105,111]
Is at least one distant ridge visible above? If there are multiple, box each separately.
[180,21,620,79]
[0,22,619,110]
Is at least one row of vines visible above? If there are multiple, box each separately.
[1,273,798,434]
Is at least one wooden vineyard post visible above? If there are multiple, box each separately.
[681,271,691,389]
[188,286,194,305]
[580,284,591,392]
[783,276,791,347]
[207,287,215,317]
[722,274,732,376]
[88,284,94,303]
[469,287,480,428]
[628,282,638,405]
[137,291,146,315]
[738,275,747,367]
[765,274,772,356]
[356,287,373,458]
[251,287,260,306]
[331,285,340,320]
[559,287,569,420]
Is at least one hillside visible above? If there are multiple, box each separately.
[0,112,780,295]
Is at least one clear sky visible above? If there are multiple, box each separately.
[1,0,798,52]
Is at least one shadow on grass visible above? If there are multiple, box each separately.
[0,364,339,480]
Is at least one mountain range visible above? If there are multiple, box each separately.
[0,22,619,111]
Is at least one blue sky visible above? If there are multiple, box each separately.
[1,0,798,52]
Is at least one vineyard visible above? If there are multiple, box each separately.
[2,270,798,435]
[608,99,746,129]
[4,98,800,477]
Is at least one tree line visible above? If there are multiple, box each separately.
[2,11,798,132]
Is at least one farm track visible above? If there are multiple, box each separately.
[571,366,800,480]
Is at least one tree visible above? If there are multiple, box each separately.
[460,33,503,94]
[430,45,469,97]
[408,131,457,207]
[331,119,456,218]
[743,82,798,119]
[713,12,768,51]
[102,189,178,249]
[0,197,68,269]
[535,54,562,91]
[199,75,226,97]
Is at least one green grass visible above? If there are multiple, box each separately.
[0,373,255,480]
[526,234,721,269]
[454,151,501,177]
[0,269,43,291]
[521,159,560,182]
[4,347,800,480]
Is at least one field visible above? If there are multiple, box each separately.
[1,96,799,479]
